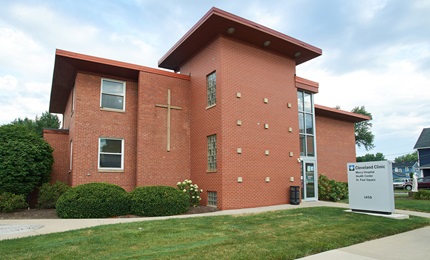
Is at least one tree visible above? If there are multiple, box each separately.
[356,152,386,162]
[394,152,418,163]
[0,124,53,195]
[352,106,375,151]
[11,111,60,136]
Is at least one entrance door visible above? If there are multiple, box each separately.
[301,161,317,200]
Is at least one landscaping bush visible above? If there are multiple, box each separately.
[129,186,189,217]
[56,183,129,218]
[413,190,430,200]
[0,192,28,212]
[0,124,53,196]
[318,174,348,202]
[37,181,70,209]
[177,179,203,207]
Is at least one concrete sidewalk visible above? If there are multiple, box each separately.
[1,201,429,259]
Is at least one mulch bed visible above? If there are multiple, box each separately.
[0,206,218,219]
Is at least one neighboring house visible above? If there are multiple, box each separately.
[414,128,430,177]
[391,161,417,180]
[44,8,369,210]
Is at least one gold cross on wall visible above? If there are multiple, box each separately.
[155,89,182,152]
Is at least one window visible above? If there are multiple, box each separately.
[71,85,76,113]
[208,191,217,207]
[298,91,315,157]
[69,140,73,171]
[207,71,216,106]
[100,79,125,110]
[207,134,217,171]
[405,167,409,172]
[98,138,124,170]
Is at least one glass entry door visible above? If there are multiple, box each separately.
[301,161,317,200]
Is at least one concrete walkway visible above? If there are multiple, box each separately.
[1,201,429,259]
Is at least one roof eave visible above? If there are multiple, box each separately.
[315,104,370,123]
[158,7,322,71]
[49,49,190,114]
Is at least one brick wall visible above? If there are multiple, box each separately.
[136,71,191,187]
[71,72,138,191]
[180,37,224,208]
[43,129,70,184]
[181,37,301,209]
[316,115,357,183]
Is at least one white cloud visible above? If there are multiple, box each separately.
[245,2,283,30]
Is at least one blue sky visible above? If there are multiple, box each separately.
[1,0,429,160]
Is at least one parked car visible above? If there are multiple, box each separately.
[417,177,430,189]
[393,178,412,190]
[404,177,430,191]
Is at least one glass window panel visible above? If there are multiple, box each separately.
[207,134,217,170]
[100,139,122,153]
[306,136,315,156]
[297,92,304,112]
[99,154,122,168]
[305,114,314,135]
[101,94,124,110]
[304,93,312,113]
[299,113,305,133]
[207,72,216,106]
[300,134,306,156]
[208,191,217,207]
[102,80,124,95]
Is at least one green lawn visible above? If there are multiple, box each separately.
[339,195,430,213]
[1,207,429,260]
[395,197,430,213]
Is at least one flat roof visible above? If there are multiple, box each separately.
[315,104,370,123]
[49,49,189,114]
[159,7,322,71]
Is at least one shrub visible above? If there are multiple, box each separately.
[56,183,129,218]
[0,192,28,212]
[318,175,348,202]
[129,186,189,217]
[413,190,430,200]
[37,181,70,209]
[177,179,203,207]
[0,124,53,195]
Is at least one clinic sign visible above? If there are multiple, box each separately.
[347,161,394,214]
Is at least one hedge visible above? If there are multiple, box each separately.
[56,183,129,218]
[129,186,189,217]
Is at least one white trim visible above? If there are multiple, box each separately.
[100,78,126,111]
[98,137,124,171]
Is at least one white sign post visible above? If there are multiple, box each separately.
[347,161,394,214]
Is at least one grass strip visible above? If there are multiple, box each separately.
[1,207,429,260]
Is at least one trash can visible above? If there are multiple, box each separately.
[290,186,300,205]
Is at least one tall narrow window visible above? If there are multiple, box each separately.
[69,140,73,172]
[100,79,126,111]
[298,91,315,157]
[71,85,76,113]
[98,138,124,170]
[207,134,217,171]
[207,71,216,106]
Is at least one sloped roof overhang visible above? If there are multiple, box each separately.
[49,49,189,114]
[159,7,322,71]
[315,104,370,123]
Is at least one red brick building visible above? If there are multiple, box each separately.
[45,8,368,209]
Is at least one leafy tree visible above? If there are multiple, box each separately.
[11,111,60,136]
[0,124,53,195]
[394,152,418,163]
[352,106,375,151]
[356,152,386,162]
